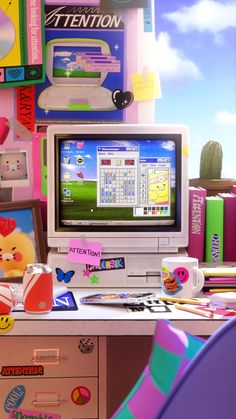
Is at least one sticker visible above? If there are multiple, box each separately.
[131,71,161,101]
[71,386,91,406]
[83,269,91,278]
[90,274,100,284]
[16,85,35,135]
[0,116,10,145]
[79,338,95,354]
[173,267,189,284]
[1,365,44,377]
[183,144,189,157]
[0,315,14,334]
[55,267,75,283]
[162,272,183,295]
[4,385,25,413]
[9,408,61,419]
[112,89,134,109]
[6,117,33,140]
[86,257,125,272]
[68,239,103,266]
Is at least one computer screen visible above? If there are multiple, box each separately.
[47,124,189,253]
[52,45,102,79]
[47,39,111,86]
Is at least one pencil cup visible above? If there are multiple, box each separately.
[161,257,205,298]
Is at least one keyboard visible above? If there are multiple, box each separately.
[38,85,116,110]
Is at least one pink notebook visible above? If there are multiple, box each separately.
[218,193,236,262]
[187,187,207,261]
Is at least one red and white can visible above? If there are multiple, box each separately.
[23,263,53,313]
[0,284,15,314]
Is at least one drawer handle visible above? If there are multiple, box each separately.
[32,400,63,407]
[31,356,63,364]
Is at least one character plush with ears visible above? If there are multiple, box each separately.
[0,216,35,277]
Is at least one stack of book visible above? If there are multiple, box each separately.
[201,266,236,296]
[188,187,236,263]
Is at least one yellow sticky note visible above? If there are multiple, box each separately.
[131,72,162,101]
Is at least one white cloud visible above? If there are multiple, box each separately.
[161,140,175,151]
[156,32,202,81]
[215,110,236,124]
[53,51,72,57]
[61,57,70,62]
[163,0,236,35]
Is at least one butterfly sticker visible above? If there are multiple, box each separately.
[55,268,75,284]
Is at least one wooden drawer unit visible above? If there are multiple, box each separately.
[0,377,98,418]
[0,336,107,418]
[0,336,98,378]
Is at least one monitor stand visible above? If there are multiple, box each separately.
[48,248,187,288]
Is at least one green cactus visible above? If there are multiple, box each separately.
[200,140,223,179]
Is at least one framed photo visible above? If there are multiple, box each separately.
[0,199,47,282]
[0,150,29,188]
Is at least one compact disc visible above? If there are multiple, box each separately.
[0,8,16,60]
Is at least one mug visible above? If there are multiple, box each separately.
[161,257,205,298]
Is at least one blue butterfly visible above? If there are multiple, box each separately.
[55,268,75,284]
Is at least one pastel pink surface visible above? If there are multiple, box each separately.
[68,239,103,266]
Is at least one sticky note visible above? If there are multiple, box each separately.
[68,239,103,266]
[131,71,161,101]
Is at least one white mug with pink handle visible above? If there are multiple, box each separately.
[161,256,205,298]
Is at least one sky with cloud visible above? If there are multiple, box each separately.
[154,0,236,178]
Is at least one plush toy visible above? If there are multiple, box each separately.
[0,216,35,277]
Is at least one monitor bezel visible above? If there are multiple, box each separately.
[47,124,189,252]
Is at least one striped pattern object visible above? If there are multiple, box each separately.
[112,320,204,419]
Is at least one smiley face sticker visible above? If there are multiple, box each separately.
[173,267,189,284]
[0,315,14,334]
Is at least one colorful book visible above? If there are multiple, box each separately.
[187,186,207,261]
[218,193,236,262]
[205,196,224,263]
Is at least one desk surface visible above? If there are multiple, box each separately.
[6,289,227,337]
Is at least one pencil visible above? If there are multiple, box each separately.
[209,288,236,293]
[174,303,214,318]
[159,296,210,306]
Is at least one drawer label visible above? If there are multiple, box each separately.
[4,385,25,413]
[9,408,61,419]
[1,365,44,377]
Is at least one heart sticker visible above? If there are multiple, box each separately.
[0,117,10,145]
[0,217,16,237]
[112,89,134,110]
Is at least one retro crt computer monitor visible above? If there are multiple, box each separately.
[47,124,189,287]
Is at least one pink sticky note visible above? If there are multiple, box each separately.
[68,239,103,266]
[9,409,61,419]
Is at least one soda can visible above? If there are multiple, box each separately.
[23,263,53,313]
[0,284,15,314]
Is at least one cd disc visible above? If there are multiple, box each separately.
[0,8,16,60]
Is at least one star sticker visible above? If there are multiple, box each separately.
[90,275,99,284]
[83,269,91,278]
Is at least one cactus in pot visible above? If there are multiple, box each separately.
[199,140,223,179]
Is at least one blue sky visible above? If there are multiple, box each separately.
[154,0,236,178]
